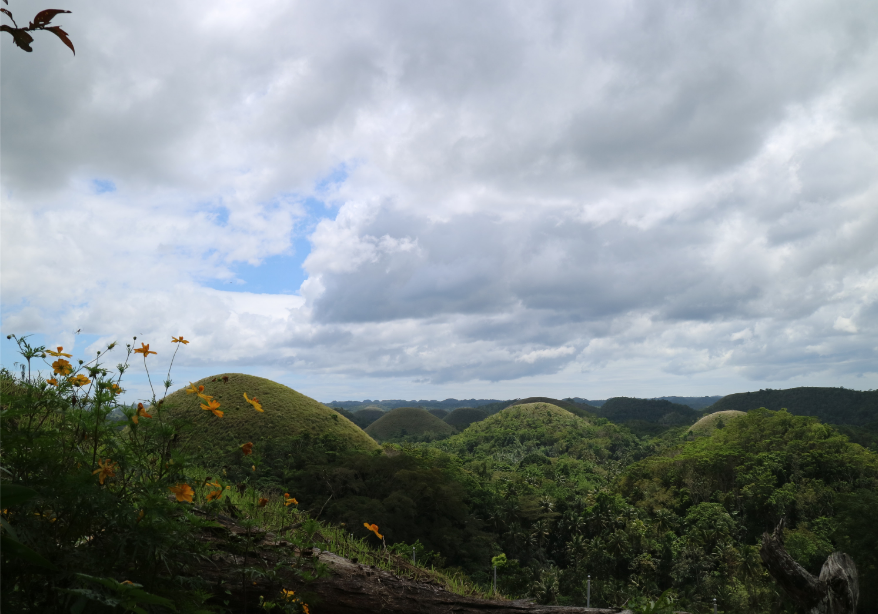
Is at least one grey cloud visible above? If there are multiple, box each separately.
[3,0,878,393]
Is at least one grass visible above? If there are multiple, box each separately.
[690,410,746,435]
[365,407,455,442]
[161,373,380,454]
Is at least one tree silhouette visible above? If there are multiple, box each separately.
[1,1,74,55]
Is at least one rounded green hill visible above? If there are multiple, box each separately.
[690,410,746,435]
[161,373,379,454]
[440,402,638,463]
[365,407,455,442]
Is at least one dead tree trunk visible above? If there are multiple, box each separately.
[760,518,859,614]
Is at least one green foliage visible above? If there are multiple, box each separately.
[709,387,878,426]
[628,589,677,614]
[0,336,214,612]
[365,407,455,442]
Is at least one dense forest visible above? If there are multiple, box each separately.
[3,337,877,614]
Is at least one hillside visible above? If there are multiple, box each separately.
[443,407,488,430]
[161,373,379,454]
[365,406,455,442]
[428,408,450,420]
[708,387,878,425]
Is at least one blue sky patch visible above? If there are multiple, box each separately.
[92,179,116,194]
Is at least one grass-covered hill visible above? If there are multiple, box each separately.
[689,409,746,435]
[162,373,379,454]
[443,407,488,430]
[439,402,640,469]
[504,397,597,419]
[428,408,450,420]
[708,387,878,426]
[365,406,455,442]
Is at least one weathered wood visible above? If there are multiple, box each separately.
[760,518,859,614]
[191,511,635,614]
[303,549,632,614]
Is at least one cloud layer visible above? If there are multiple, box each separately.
[2,0,877,399]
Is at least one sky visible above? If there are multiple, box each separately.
[2,0,877,404]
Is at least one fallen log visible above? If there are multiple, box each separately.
[760,518,859,614]
[191,511,634,614]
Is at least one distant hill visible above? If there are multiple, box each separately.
[325,398,507,412]
[438,402,640,466]
[596,397,699,425]
[504,397,598,420]
[162,373,379,454]
[707,387,878,426]
[365,407,455,442]
[690,410,747,435]
[569,396,723,410]
[428,408,450,420]
[444,407,488,431]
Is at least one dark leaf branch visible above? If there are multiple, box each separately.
[1,4,73,54]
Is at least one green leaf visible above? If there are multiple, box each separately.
[0,483,38,507]
[0,534,57,570]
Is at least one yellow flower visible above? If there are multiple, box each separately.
[171,336,189,344]
[258,497,269,508]
[284,493,298,507]
[169,484,194,503]
[207,489,223,502]
[244,393,263,413]
[302,604,310,614]
[281,589,295,601]
[46,346,73,358]
[240,442,254,456]
[133,342,156,357]
[110,383,123,395]
[132,402,153,424]
[364,522,383,540]
[52,359,73,375]
[69,374,91,387]
[197,392,213,402]
[251,465,256,471]
[46,378,58,386]
[136,510,145,523]
[184,382,200,395]
[200,398,223,418]
[92,458,117,485]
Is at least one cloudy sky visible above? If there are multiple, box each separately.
[2,0,877,403]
